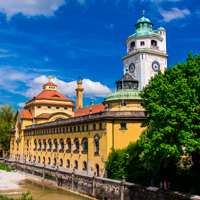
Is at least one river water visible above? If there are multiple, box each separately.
[1,179,90,200]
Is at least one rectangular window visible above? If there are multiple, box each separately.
[56,107,59,109]
[120,123,127,130]
[121,102,127,106]
[99,123,102,130]
[48,106,51,109]
[140,41,145,46]
[78,126,80,132]
[86,125,88,131]
[37,106,41,108]
[70,127,72,132]
[93,124,96,130]
[74,126,76,132]
[82,125,84,131]
[64,107,68,110]
[66,127,68,133]
[63,128,65,133]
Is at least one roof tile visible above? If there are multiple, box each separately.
[74,103,104,117]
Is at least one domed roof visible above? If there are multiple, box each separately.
[120,72,134,81]
[135,16,153,25]
[104,68,141,102]
[157,26,165,31]
[105,89,141,102]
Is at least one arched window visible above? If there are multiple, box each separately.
[48,157,51,165]
[74,138,79,151]
[94,134,100,155]
[54,158,57,166]
[130,41,135,48]
[27,140,29,150]
[82,138,88,151]
[53,139,58,151]
[60,139,64,151]
[34,140,37,149]
[48,139,52,150]
[74,160,78,169]
[60,159,63,167]
[38,140,42,150]
[83,161,87,170]
[43,157,45,164]
[38,156,40,163]
[66,159,70,168]
[151,40,157,46]
[66,138,71,150]
[43,139,46,150]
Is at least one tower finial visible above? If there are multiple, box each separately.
[143,10,145,16]
[48,76,52,82]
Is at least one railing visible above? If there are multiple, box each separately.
[128,46,161,54]
[25,111,145,130]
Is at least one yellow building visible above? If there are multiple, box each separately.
[10,14,166,177]
[10,70,145,177]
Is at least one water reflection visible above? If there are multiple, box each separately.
[1,179,90,200]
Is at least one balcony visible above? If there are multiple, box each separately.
[150,45,159,50]
[128,46,160,54]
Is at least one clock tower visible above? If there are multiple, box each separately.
[122,12,168,91]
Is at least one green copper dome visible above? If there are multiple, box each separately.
[104,68,141,102]
[128,13,163,38]
[105,89,141,101]
[157,26,165,31]
[135,16,153,25]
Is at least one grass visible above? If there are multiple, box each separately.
[0,164,14,172]
[0,192,33,200]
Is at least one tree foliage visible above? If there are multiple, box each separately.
[139,53,200,176]
[0,104,15,151]
[105,142,152,186]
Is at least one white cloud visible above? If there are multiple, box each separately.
[104,24,114,30]
[18,102,25,108]
[25,75,112,98]
[159,7,190,22]
[0,0,66,20]
[0,54,17,58]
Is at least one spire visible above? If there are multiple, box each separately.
[143,10,145,16]
[48,76,52,82]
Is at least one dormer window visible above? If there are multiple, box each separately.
[140,41,145,46]
[52,95,60,97]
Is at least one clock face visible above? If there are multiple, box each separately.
[152,61,160,72]
[129,63,135,74]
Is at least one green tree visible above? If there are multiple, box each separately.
[106,142,152,186]
[139,53,200,179]
[0,104,15,151]
[105,148,126,180]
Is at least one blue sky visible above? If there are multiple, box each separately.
[0,0,199,110]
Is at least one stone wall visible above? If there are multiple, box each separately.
[0,158,198,200]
